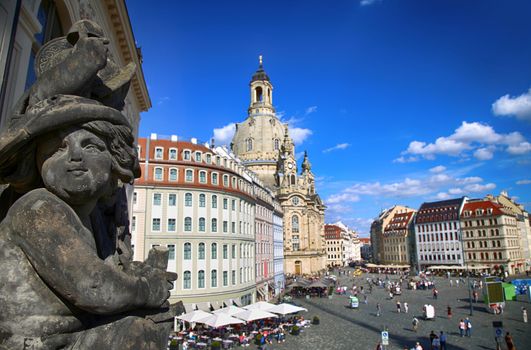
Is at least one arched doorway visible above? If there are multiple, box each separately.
[295,260,302,275]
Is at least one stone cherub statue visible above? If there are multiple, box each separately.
[0,20,181,349]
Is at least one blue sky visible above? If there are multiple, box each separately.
[127,0,531,236]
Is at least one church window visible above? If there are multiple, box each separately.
[292,216,300,233]
[290,175,296,185]
[274,139,280,150]
[247,139,253,151]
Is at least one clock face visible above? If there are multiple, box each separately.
[292,197,300,205]
[287,162,293,169]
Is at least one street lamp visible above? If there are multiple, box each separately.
[458,230,473,316]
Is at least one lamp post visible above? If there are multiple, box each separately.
[458,230,473,316]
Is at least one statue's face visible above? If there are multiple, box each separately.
[36,127,113,206]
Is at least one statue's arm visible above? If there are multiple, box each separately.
[8,189,169,314]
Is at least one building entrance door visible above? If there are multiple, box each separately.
[295,260,302,275]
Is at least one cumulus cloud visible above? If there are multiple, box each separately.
[212,122,236,146]
[305,106,318,115]
[325,193,360,204]
[393,156,419,163]
[323,143,350,153]
[289,127,312,145]
[516,179,531,185]
[400,121,531,160]
[492,88,531,121]
[429,165,446,173]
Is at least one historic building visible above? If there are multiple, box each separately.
[132,135,262,307]
[461,199,525,275]
[272,201,285,296]
[231,58,326,275]
[324,224,349,267]
[370,205,410,264]
[415,198,467,270]
[0,0,149,135]
[359,238,372,260]
[382,208,417,266]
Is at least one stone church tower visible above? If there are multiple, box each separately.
[231,58,327,275]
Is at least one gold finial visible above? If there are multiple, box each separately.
[259,55,263,66]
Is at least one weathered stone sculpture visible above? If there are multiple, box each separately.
[0,20,182,349]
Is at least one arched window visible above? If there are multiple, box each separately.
[185,193,192,206]
[198,243,205,259]
[211,269,217,287]
[183,271,191,289]
[198,270,205,288]
[154,167,163,181]
[247,138,253,152]
[184,217,192,232]
[291,175,296,185]
[169,168,178,181]
[274,139,280,150]
[184,243,191,259]
[211,243,217,259]
[199,171,207,183]
[292,215,299,233]
[199,194,206,207]
[199,218,206,232]
[255,86,263,102]
[185,169,193,182]
[212,195,218,208]
[211,218,218,232]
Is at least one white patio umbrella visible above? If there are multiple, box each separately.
[243,301,276,311]
[213,305,246,316]
[233,309,278,322]
[269,303,308,315]
[176,309,212,323]
[198,313,245,328]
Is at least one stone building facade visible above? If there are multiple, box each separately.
[273,201,285,296]
[0,0,150,134]
[132,135,260,307]
[370,205,410,264]
[382,208,417,266]
[231,59,326,275]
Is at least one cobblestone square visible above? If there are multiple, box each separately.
[253,272,530,350]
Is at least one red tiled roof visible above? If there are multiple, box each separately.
[462,200,507,218]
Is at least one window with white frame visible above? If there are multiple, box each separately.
[223,244,228,259]
[184,193,192,206]
[184,243,191,259]
[184,217,192,231]
[155,147,163,159]
[168,218,176,231]
[183,150,191,160]
[168,244,175,260]
[212,195,218,208]
[195,152,202,162]
[198,270,205,288]
[183,271,191,289]
[211,218,217,232]
[152,218,161,231]
[223,271,228,286]
[223,198,228,209]
[169,168,178,181]
[199,218,206,232]
[154,167,163,181]
[198,243,205,259]
[211,243,217,259]
[168,194,176,206]
[185,169,193,182]
[231,270,236,285]
[206,154,211,164]
[211,269,217,287]
[169,148,177,160]
[199,171,207,183]
[199,194,206,207]
[212,172,218,185]
[216,156,220,165]
[223,175,229,187]
[153,193,162,206]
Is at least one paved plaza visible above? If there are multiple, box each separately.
[252,270,530,350]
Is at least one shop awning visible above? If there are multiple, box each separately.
[196,302,211,312]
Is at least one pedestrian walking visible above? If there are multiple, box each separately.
[412,317,419,332]
[473,291,478,303]
[522,307,528,323]
[433,288,438,300]
[439,331,447,350]
[450,279,453,287]
[429,330,436,350]
[364,294,368,304]
[397,300,402,313]
[415,342,423,350]
[465,317,472,337]
[376,303,381,317]
[404,302,409,314]
[459,319,466,337]
[505,332,516,350]
[432,335,441,350]
[447,306,452,319]
[456,279,459,287]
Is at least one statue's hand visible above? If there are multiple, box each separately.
[73,36,109,70]
[142,265,174,308]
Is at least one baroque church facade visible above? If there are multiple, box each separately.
[231,58,327,275]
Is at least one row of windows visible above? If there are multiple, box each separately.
[181,242,253,260]
[463,229,500,238]
[417,222,458,233]
[418,242,460,252]
[463,218,499,227]
[420,254,461,261]
[466,240,502,249]
[150,147,215,164]
[467,251,503,261]
[144,216,252,235]
[141,192,254,214]
[244,138,281,152]
[418,231,459,242]
[182,267,253,289]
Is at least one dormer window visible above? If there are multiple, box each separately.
[206,154,211,164]
[195,152,202,162]
[169,148,177,160]
[183,150,191,160]
[155,147,163,159]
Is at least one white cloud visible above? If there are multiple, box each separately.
[516,179,531,185]
[436,192,451,200]
[305,106,317,115]
[464,183,496,192]
[474,147,495,160]
[393,156,419,163]
[289,127,312,145]
[323,143,350,153]
[326,193,360,204]
[212,122,236,146]
[429,165,446,173]
[401,121,531,160]
[360,0,381,6]
[276,111,286,119]
[492,88,531,121]
[448,188,464,195]
[156,96,170,105]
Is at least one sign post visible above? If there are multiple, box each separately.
[492,321,503,349]
[381,330,389,347]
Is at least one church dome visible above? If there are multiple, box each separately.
[231,115,286,162]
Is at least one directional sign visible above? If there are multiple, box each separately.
[381,331,389,345]
[495,327,503,338]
